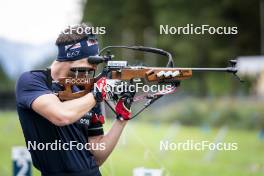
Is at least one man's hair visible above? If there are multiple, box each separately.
[55,24,90,46]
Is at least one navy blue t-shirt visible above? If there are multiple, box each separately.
[15,71,103,176]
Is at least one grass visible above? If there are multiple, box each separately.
[0,111,263,176]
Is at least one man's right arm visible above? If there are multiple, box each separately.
[32,93,96,126]
[16,73,107,127]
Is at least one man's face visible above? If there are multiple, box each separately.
[52,58,97,78]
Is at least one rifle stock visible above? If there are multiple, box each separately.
[56,66,238,101]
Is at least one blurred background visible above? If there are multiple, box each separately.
[0,0,264,175]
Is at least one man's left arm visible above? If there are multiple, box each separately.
[88,93,134,166]
[88,120,127,166]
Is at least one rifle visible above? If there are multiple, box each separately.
[55,46,241,119]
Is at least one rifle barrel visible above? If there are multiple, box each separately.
[185,67,237,73]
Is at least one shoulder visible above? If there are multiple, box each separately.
[15,70,52,108]
[16,70,49,89]
[16,70,51,94]
[17,71,47,83]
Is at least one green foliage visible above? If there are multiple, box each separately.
[142,98,264,130]
[82,0,260,96]
[0,63,14,91]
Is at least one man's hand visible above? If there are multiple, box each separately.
[115,92,135,120]
[93,77,107,103]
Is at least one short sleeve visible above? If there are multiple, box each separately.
[15,71,52,109]
[87,122,104,137]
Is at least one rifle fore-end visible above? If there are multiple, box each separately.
[111,68,192,81]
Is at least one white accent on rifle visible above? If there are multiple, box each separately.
[172,71,180,77]
[164,71,173,77]
[157,71,166,77]
[157,70,180,78]
[107,61,127,67]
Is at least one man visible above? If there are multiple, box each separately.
[15,24,133,176]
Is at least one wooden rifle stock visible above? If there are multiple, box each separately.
[57,67,192,101]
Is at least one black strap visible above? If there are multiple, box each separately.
[45,68,52,89]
